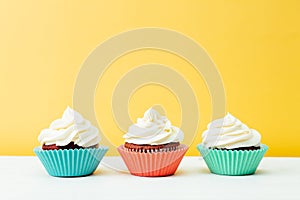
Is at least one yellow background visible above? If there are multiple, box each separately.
[0,0,299,156]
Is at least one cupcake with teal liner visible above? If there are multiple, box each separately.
[197,113,268,176]
[34,106,108,177]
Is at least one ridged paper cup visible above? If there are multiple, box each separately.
[34,146,108,177]
[118,144,188,177]
[197,144,268,176]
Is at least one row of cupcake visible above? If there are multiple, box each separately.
[34,106,268,177]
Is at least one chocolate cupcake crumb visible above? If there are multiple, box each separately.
[42,142,98,150]
[210,146,261,151]
[124,142,180,152]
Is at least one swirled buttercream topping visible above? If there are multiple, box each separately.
[123,107,184,145]
[38,106,101,147]
[202,113,261,149]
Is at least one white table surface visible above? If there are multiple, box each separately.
[0,156,299,200]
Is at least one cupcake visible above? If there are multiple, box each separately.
[118,107,188,177]
[197,113,268,176]
[34,106,108,177]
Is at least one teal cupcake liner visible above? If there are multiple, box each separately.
[197,144,268,176]
[34,147,108,177]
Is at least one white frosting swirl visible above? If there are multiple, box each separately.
[202,113,261,149]
[38,106,101,147]
[123,108,184,145]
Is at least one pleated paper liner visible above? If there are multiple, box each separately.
[197,144,268,176]
[118,144,188,177]
[34,146,108,177]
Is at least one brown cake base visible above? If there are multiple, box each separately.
[211,146,261,151]
[42,142,98,150]
[124,142,180,152]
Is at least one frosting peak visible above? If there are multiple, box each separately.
[123,107,184,145]
[138,108,160,125]
[38,107,101,147]
[202,113,261,149]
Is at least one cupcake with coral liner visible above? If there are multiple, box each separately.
[197,113,268,176]
[118,107,188,177]
[34,106,108,177]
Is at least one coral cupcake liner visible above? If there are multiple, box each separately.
[118,144,188,177]
[34,146,108,177]
[197,144,268,176]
